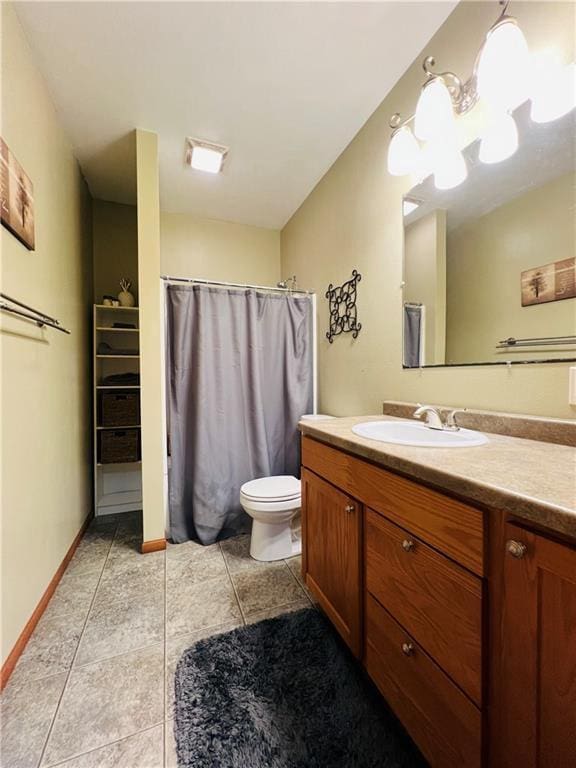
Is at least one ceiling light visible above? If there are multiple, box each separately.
[403,199,421,216]
[387,125,421,176]
[477,16,530,111]
[185,138,228,174]
[479,111,519,164]
[414,77,455,141]
[531,52,576,123]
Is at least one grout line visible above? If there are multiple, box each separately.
[36,521,118,768]
[284,559,314,606]
[44,722,163,768]
[219,543,247,625]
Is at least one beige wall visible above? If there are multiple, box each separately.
[92,199,138,305]
[161,213,280,286]
[136,130,166,545]
[446,173,576,363]
[281,1,576,419]
[1,3,93,664]
[404,210,446,365]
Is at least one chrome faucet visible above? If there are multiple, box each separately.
[413,404,467,431]
[413,404,444,430]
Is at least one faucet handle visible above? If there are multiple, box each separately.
[444,408,467,430]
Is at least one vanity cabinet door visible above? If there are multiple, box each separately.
[301,468,362,656]
[499,524,576,768]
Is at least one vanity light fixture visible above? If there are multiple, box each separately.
[386,0,576,187]
[185,137,228,174]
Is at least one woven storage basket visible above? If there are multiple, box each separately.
[99,429,140,464]
[100,392,140,427]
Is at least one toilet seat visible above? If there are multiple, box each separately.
[240,475,301,503]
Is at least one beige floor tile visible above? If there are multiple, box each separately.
[0,672,67,768]
[166,548,227,587]
[165,720,178,768]
[45,569,101,620]
[232,562,306,616]
[244,598,311,624]
[220,534,273,573]
[75,590,165,667]
[94,555,164,606]
[166,576,242,638]
[165,621,242,718]
[42,644,164,766]
[166,538,220,562]
[44,724,164,768]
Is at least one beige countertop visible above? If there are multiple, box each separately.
[299,415,576,540]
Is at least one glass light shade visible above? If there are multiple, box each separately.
[387,126,420,176]
[531,53,576,123]
[479,112,519,164]
[477,19,530,111]
[414,77,455,141]
[431,143,468,190]
[190,145,225,173]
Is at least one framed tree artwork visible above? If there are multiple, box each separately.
[521,257,575,306]
[0,138,35,250]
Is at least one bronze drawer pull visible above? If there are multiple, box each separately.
[402,642,414,657]
[506,540,527,559]
[402,539,415,552]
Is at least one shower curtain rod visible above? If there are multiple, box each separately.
[160,275,314,295]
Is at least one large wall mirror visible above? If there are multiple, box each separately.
[402,102,576,368]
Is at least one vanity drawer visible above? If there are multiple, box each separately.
[365,508,483,706]
[365,593,481,768]
[301,436,484,575]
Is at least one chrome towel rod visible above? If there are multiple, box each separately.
[496,334,576,348]
[161,275,314,296]
[0,292,71,334]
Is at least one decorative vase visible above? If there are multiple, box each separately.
[118,290,135,307]
[118,277,136,307]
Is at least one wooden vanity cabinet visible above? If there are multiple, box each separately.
[301,468,362,656]
[497,523,576,768]
[301,435,576,768]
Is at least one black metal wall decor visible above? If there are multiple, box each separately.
[325,269,362,343]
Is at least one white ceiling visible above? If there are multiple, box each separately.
[15,1,456,229]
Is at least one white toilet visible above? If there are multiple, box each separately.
[240,414,333,562]
[240,475,302,561]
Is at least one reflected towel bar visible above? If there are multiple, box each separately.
[496,335,576,348]
[0,292,71,334]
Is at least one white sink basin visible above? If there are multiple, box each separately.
[351,420,488,448]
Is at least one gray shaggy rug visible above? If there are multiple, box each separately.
[173,607,425,768]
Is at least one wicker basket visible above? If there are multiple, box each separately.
[100,392,140,427]
[99,429,140,464]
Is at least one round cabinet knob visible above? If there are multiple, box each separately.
[345,504,355,514]
[506,540,527,559]
[402,539,415,552]
[402,642,414,657]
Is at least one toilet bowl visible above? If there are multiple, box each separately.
[240,415,334,562]
[240,475,302,561]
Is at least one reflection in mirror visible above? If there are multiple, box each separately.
[402,101,576,367]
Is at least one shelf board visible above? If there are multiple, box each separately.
[95,305,139,311]
[96,327,139,332]
[97,460,142,467]
[96,425,141,430]
[96,355,140,359]
[97,385,140,390]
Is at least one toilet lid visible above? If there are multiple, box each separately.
[240,475,301,501]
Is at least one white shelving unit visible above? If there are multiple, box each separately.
[93,304,142,517]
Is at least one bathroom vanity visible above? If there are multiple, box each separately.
[299,414,576,768]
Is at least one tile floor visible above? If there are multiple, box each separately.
[1,512,314,768]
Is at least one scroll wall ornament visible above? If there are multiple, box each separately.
[325,270,362,343]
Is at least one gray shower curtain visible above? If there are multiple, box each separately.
[166,284,314,545]
[403,304,423,368]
